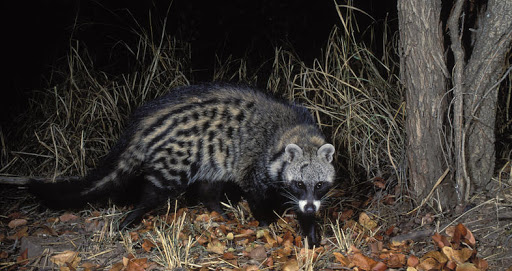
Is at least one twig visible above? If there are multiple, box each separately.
[407,168,450,215]
[447,0,468,209]
[0,176,80,185]
[441,198,496,232]
[390,229,433,243]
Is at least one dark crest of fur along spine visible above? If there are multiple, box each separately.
[29,83,336,247]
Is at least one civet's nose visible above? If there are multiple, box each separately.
[304,202,316,214]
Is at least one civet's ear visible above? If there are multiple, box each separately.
[285,144,303,163]
[317,144,335,163]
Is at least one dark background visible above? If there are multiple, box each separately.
[1,0,396,128]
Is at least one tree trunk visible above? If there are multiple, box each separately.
[397,0,456,208]
[399,0,512,211]
[463,0,512,191]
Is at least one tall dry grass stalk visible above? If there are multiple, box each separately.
[3,22,190,179]
[148,202,195,269]
[329,219,363,253]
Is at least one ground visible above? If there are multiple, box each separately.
[0,179,511,270]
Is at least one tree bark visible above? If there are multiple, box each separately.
[463,0,512,190]
[399,0,512,211]
[398,0,456,208]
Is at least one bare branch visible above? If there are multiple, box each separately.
[447,0,469,210]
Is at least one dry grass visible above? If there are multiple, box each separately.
[147,202,195,269]
[2,21,190,179]
[2,2,511,270]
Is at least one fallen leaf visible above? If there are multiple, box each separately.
[222,252,235,260]
[125,257,148,271]
[8,212,23,219]
[282,259,299,271]
[266,256,274,267]
[207,240,226,255]
[196,235,208,245]
[359,212,378,231]
[351,252,378,271]
[247,220,260,227]
[142,239,156,252]
[60,213,79,222]
[123,256,130,267]
[282,231,295,248]
[370,242,382,257]
[82,262,100,271]
[432,232,449,248]
[464,227,476,248]
[385,225,396,236]
[47,217,59,223]
[17,248,28,265]
[372,261,387,271]
[273,247,292,260]
[263,230,277,247]
[380,252,406,268]
[195,213,211,222]
[421,251,448,264]
[237,238,249,246]
[339,209,354,221]
[8,218,27,229]
[391,238,408,248]
[333,252,350,266]
[373,177,386,189]
[452,223,468,248]
[219,224,229,235]
[407,255,419,267]
[456,263,479,271]
[473,257,488,270]
[33,225,58,236]
[299,247,319,262]
[446,260,457,270]
[349,244,362,254]
[109,262,125,271]
[7,226,28,240]
[50,250,80,268]
[245,265,259,271]
[442,247,473,264]
[210,211,223,221]
[446,225,456,237]
[249,245,267,261]
[421,213,434,225]
[295,235,303,247]
[130,232,140,242]
[417,257,442,271]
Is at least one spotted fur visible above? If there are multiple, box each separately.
[29,83,336,246]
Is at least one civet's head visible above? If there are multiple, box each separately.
[282,143,335,215]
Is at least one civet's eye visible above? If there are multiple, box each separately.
[315,182,324,190]
[295,181,305,189]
